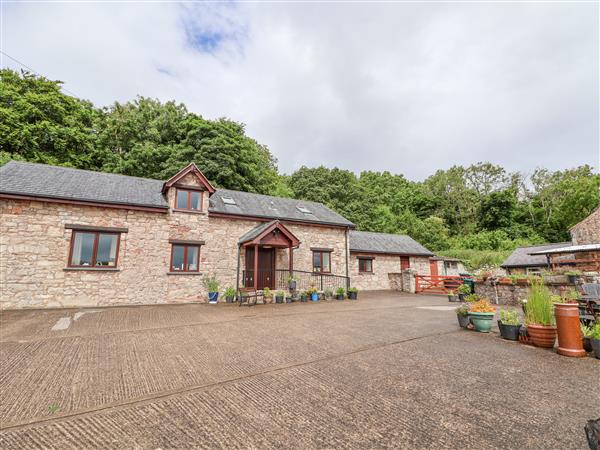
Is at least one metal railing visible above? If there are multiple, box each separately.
[241,269,349,292]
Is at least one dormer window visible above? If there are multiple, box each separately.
[175,189,202,211]
[222,196,236,206]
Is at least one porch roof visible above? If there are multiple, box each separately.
[238,220,300,247]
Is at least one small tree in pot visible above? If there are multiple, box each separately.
[203,275,220,304]
[336,287,345,300]
[456,283,471,302]
[263,287,273,304]
[498,309,521,341]
[455,304,470,328]
[224,287,236,303]
[275,290,285,304]
[524,280,557,348]
[347,287,358,300]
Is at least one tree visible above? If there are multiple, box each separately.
[478,189,517,231]
[0,69,100,168]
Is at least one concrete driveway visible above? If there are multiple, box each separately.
[0,291,598,449]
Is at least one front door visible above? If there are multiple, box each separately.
[429,259,439,277]
[258,248,275,289]
[245,247,275,289]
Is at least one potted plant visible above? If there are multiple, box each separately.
[224,287,236,303]
[263,287,273,304]
[498,309,521,341]
[336,287,345,300]
[275,290,285,304]
[554,289,585,357]
[455,304,470,328]
[456,283,471,301]
[447,290,457,302]
[524,280,557,348]
[288,276,298,291]
[581,324,593,352]
[300,291,308,302]
[590,323,600,359]
[565,270,581,284]
[464,293,480,303]
[467,299,496,332]
[203,275,219,304]
[324,288,333,300]
[285,294,292,303]
[347,287,358,300]
[307,286,318,302]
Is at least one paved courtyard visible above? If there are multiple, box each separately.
[0,291,598,449]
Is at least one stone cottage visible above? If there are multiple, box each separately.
[0,161,438,309]
[501,205,600,274]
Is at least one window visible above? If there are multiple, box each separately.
[69,231,120,267]
[312,250,331,273]
[296,205,312,214]
[170,244,200,272]
[400,256,410,270]
[175,189,202,211]
[221,196,236,205]
[526,267,541,276]
[358,257,373,273]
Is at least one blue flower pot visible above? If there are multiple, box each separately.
[311,293,318,302]
[208,292,219,304]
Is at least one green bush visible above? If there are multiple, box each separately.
[202,275,219,293]
[438,249,511,271]
[499,309,520,325]
[224,287,236,297]
[590,323,600,340]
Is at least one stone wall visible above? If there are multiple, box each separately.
[350,254,431,291]
[0,196,349,309]
[474,278,577,306]
[570,206,600,245]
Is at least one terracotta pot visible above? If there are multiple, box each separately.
[554,303,586,357]
[527,324,557,348]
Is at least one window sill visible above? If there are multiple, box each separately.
[167,272,203,276]
[358,272,374,275]
[64,267,120,272]
[171,209,207,215]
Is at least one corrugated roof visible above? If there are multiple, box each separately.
[501,242,571,268]
[0,161,167,209]
[349,230,433,256]
[529,243,600,255]
[210,188,354,227]
[0,161,355,227]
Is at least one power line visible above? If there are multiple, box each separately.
[0,50,80,98]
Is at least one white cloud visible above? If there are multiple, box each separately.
[2,1,598,179]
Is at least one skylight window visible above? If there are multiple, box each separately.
[222,197,236,205]
[296,205,312,214]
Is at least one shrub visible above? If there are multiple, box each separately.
[348,287,358,293]
[224,287,236,297]
[336,287,345,296]
[581,324,592,338]
[202,275,219,293]
[262,287,272,297]
[456,304,470,316]
[590,323,600,340]
[457,284,471,295]
[499,309,520,325]
[525,280,555,326]
[469,299,496,313]
[276,291,285,297]
[464,293,480,303]
[324,288,333,298]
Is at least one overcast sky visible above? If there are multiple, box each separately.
[2,1,599,179]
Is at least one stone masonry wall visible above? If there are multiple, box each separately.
[474,278,576,306]
[0,196,348,309]
[350,254,431,291]
[570,206,600,245]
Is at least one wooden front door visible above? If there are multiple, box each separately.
[429,259,439,277]
[245,247,275,289]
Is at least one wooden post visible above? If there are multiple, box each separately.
[415,274,419,293]
[253,244,259,291]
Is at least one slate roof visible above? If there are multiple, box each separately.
[238,221,277,244]
[501,242,571,268]
[210,188,354,227]
[0,161,168,209]
[349,230,433,256]
[529,243,600,255]
[0,161,354,227]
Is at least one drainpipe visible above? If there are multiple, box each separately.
[345,227,350,289]
[235,244,241,296]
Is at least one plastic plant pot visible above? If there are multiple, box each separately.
[311,293,318,302]
[468,312,494,332]
[208,292,219,304]
[498,320,521,341]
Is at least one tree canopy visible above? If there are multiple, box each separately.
[2,69,598,268]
